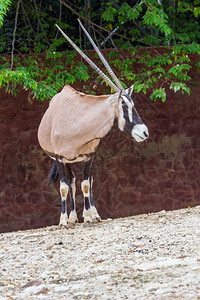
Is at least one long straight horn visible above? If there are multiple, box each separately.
[78,18,124,92]
[55,24,120,93]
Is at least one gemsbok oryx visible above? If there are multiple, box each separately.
[38,19,149,227]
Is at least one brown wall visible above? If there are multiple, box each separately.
[0,62,200,232]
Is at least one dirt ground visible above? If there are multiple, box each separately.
[0,206,200,300]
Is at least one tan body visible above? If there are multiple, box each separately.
[38,85,117,162]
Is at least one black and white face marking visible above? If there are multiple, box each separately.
[118,89,149,142]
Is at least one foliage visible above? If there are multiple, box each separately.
[0,67,57,100]
[0,51,90,100]
[0,0,200,102]
[0,0,11,27]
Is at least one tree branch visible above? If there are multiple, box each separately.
[55,1,62,39]
[59,0,120,36]
[32,0,50,46]
[11,0,21,70]
[58,0,149,48]
[21,1,37,37]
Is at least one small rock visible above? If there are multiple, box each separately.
[158,210,166,216]
[55,241,63,245]
[22,280,43,289]
[35,287,49,295]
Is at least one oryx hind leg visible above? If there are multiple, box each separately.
[66,164,78,225]
[82,158,101,224]
[57,161,69,227]
[57,161,78,227]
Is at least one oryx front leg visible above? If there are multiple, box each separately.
[59,181,69,227]
[81,178,101,224]
[82,179,92,223]
[68,175,78,225]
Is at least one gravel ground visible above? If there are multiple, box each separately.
[0,206,200,300]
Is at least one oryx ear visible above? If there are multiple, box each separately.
[125,85,134,96]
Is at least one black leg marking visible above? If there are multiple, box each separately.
[48,161,59,185]
[84,197,90,210]
[89,177,95,207]
[61,200,66,214]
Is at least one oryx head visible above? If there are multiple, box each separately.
[116,87,149,142]
[56,19,149,143]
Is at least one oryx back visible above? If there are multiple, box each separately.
[38,85,116,162]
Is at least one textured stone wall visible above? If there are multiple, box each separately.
[0,62,200,232]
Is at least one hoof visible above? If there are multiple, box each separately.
[68,211,78,224]
[67,223,76,229]
[58,224,68,230]
[90,206,101,223]
[83,221,94,228]
[92,217,101,223]
[59,213,68,228]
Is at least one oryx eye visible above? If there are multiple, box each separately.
[121,101,127,107]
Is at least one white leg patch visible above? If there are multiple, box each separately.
[82,207,101,223]
[59,212,68,226]
[90,206,101,222]
[68,210,78,224]
[82,208,92,223]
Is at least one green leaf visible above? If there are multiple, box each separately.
[125,72,136,81]
[153,67,165,75]
[0,0,12,27]
[143,7,172,35]
[119,3,131,16]
[102,6,117,22]
[134,84,147,94]
[170,82,190,95]
[150,88,166,102]
[127,4,142,21]
[72,62,89,82]
[193,6,200,17]
[168,64,191,77]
